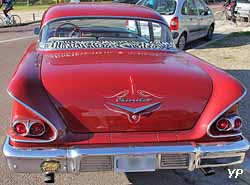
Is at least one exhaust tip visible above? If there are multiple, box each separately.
[44,172,55,184]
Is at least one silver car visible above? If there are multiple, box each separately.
[236,0,250,19]
[137,0,215,49]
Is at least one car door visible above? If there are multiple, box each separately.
[237,0,250,17]
[194,0,213,38]
[180,0,201,42]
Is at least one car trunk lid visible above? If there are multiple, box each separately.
[41,49,212,133]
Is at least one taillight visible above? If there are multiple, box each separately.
[13,121,27,135]
[170,17,179,31]
[216,118,231,131]
[216,115,242,132]
[12,120,46,137]
[233,117,242,130]
[208,103,243,138]
[29,121,45,136]
[9,101,57,143]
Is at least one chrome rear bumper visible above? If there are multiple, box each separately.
[3,137,249,173]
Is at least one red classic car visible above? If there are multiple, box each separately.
[3,2,249,183]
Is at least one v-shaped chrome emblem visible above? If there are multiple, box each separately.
[104,76,163,124]
[106,102,161,114]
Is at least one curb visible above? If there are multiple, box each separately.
[0,20,41,29]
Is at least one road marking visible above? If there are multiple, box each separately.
[0,35,37,44]
[186,32,229,52]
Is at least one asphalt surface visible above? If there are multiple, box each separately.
[0,24,249,185]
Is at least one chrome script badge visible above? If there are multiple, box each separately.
[104,76,163,124]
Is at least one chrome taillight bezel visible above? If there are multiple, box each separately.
[29,120,46,136]
[8,90,58,143]
[207,83,246,138]
[232,116,243,130]
[216,115,243,132]
[216,118,232,131]
[13,120,29,136]
[12,120,46,137]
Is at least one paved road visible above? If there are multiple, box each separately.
[0,24,249,185]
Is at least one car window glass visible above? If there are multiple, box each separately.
[137,0,153,8]
[152,22,162,41]
[139,20,150,40]
[181,0,198,16]
[155,0,177,15]
[237,0,250,3]
[39,18,174,50]
[138,0,177,15]
[137,0,149,5]
[147,0,157,9]
[126,20,138,33]
[195,0,207,16]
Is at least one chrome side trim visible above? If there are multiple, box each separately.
[207,85,247,138]
[7,89,58,143]
[3,136,249,173]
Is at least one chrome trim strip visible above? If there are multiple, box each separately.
[3,136,249,173]
[198,152,246,168]
[12,120,29,137]
[106,102,161,114]
[137,90,164,99]
[7,89,58,143]
[38,46,177,52]
[207,85,247,138]
[41,16,168,31]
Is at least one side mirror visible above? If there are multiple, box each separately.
[33,27,40,35]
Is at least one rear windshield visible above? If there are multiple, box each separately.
[238,0,250,3]
[39,18,174,50]
[137,0,177,15]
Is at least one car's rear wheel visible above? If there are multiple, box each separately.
[205,25,214,41]
[177,33,186,50]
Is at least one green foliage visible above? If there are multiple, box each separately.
[229,31,250,37]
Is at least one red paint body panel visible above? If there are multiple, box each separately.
[8,45,245,147]
[7,4,245,147]
[41,3,166,26]
[41,50,212,133]
[174,52,245,140]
